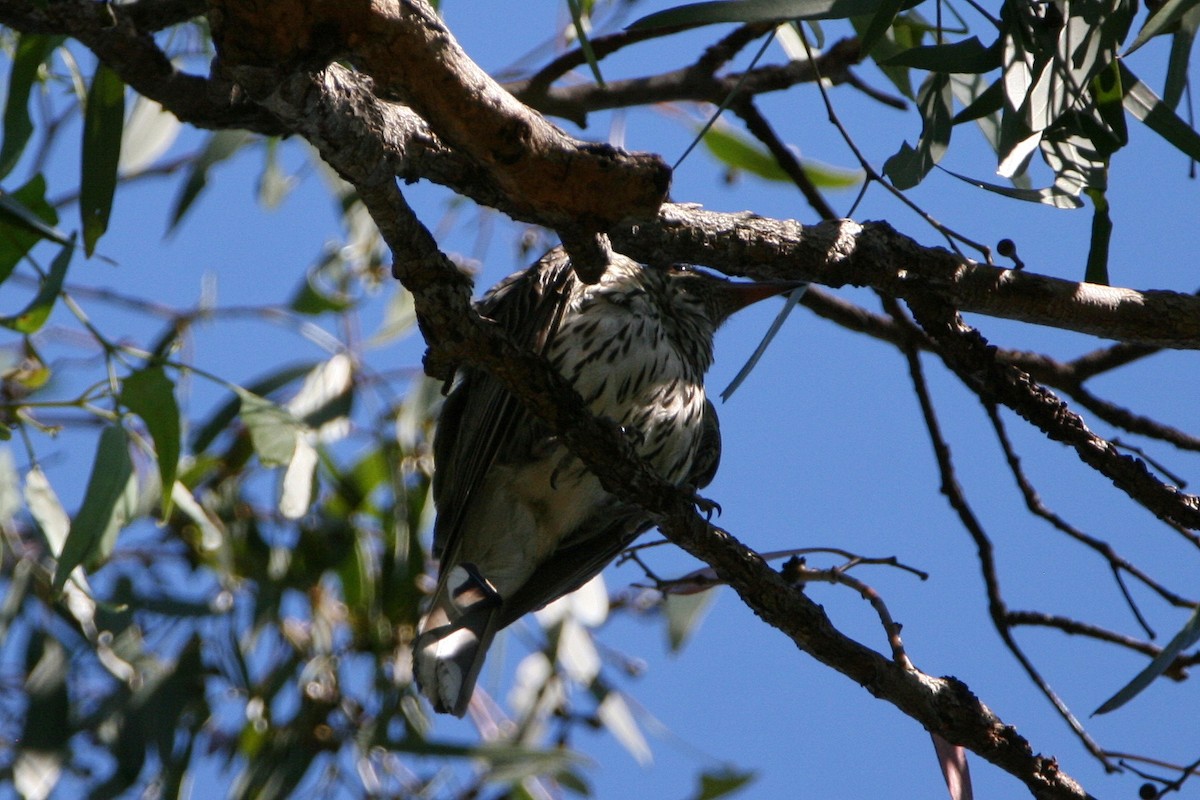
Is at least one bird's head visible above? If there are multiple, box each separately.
[659,264,804,329]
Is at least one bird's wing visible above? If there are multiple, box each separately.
[690,398,722,489]
[430,249,575,570]
[496,506,650,629]
[497,397,724,627]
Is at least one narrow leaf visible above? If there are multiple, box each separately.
[858,0,909,57]
[1095,605,1200,715]
[0,236,74,334]
[24,467,70,557]
[120,366,181,517]
[0,175,68,284]
[721,284,807,400]
[168,130,253,231]
[566,0,606,86]
[0,35,62,181]
[1084,188,1112,285]
[881,37,1001,73]
[189,362,319,453]
[630,0,885,29]
[119,96,181,174]
[702,125,861,186]
[80,62,125,256]
[688,767,757,800]
[53,426,134,592]
[236,389,302,467]
[665,588,719,652]
[1126,0,1200,53]
[597,692,652,766]
[1120,62,1200,160]
[883,72,953,188]
[1163,20,1197,110]
[930,733,974,800]
[940,166,1084,208]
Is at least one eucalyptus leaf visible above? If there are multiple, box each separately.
[0,175,68,284]
[689,767,758,800]
[1084,187,1112,285]
[1120,62,1200,160]
[1095,605,1200,715]
[80,62,125,256]
[883,72,953,188]
[190,362,319,453]
[1,35,62,181]
[0,236,74,334]
[53,426,134,592]
[236,389,303,467]
[881,36,1001,73]
[169,129,253,232]
[630,0,886,29]
[1126,0,1200,53]
[120,366,181,517]
[566,0,606,86]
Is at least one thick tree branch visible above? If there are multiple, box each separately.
[610,206,1200,349]
[208,0,670,237]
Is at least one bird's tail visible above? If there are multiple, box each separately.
[414,563,503,717]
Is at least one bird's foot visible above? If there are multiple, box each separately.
[690,490,722,520]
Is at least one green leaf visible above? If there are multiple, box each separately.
[940,166,1084,208]
[53,425,134,592]
[190,362,320,453]
[952,77,1003,125]
[858,0,909,57]
[630,0,886,29]
[80,62,125,256]
[701,124,862,187]
[120,366,181,516]
[0,174,68,284]
[256,137,295,209]
[1126,0,1200,53]
[168,129,253,232]
[25,466,69,558]
[883,72,953,188]
[881,36,1001,73]
[0,35,62,181]
[721,284,807,400]
[566,0,606,86]
[0,236,73,333]
[1120,62,1200,161]
[289,268,354,315]
[1095,605,1200,715]
[1163,15,1199,110]
[236,389,302,467]
[20,633,70,753]
[688,767,758,800]
[1084,188,1112,285]
[665,588,719,651]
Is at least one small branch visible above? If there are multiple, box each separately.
[985,402,1197,613]
[1006,611,1200,676]
[895,308,1113,770]
[733,98,840,221]
[514,37,863,124]
[783,556,913,667]
[901,295,1200,532]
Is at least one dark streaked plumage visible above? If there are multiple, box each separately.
[415,248,798,716]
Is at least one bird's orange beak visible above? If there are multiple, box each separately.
[717,278,806,319]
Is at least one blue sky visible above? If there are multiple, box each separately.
[6,1,1200,798]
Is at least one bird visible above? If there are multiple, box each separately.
[414,247,801,716]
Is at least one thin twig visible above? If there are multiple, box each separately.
[892,297,1114,770]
